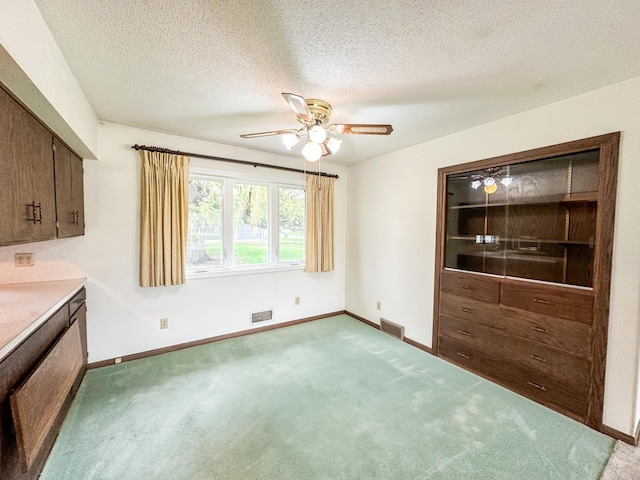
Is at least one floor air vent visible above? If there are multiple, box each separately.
[251,309,273,324]
[380,318,405,340]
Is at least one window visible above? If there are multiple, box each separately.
[186,173,305,277]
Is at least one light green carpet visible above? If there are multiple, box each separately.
[41,315,614,479]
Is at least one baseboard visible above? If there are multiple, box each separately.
[345,311,432,354]
[601,424,637,445]
[87,310,346,369]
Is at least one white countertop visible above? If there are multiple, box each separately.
[0,278,86,360]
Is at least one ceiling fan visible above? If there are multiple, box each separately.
[240,93,393,162]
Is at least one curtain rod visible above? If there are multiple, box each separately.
[131,144,339,179]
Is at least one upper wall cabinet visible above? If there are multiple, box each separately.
[54,139,84,238]
[0,87,56,245]
[0,86,84,246]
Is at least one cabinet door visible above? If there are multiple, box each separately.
[54,139,84,238]
[0,88,56,245]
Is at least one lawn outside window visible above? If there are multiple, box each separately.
[186,169,305,279]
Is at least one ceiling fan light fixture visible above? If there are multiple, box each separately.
[308,124,326,144]
[302,141,322,162]
[282,132,300,150]
[326,137,342,154]
[500,177,513,186]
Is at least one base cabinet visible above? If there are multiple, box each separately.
[0,288,87,480]
[439,270,593,421]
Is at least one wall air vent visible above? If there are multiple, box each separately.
[251,309,273,324]
[380,318,405,340]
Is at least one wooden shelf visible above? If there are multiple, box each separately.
[449,191,598,210]
[448,236,592,246]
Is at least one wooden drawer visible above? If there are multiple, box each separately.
[441,270,500,303]
[501,280,593,324]
[440,293,592,357]
[440,292,499,322]
[439,335,589,419]
[68,287,86,317]
[439,315,590,386]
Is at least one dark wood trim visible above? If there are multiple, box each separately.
[431,167,448,355]
[87,311,345,369]
[344,311,378,329]
[585,132,620,430]
[436,132,620,176]
[403,337,433,354]
[344,311,433,354]
[602,424,637,446]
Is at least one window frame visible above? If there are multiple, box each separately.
[186,167,306,280]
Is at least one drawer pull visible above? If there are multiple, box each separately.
[527,381,547,391]
[533,298,551,305]
[530,354,547,363]
[457,330,471,337]
[460,307,472,313]
[531,326,548,333]
[457,352,470,359]
[461,285,472,290]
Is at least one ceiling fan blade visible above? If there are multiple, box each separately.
[282,93,314,124]
[240,129,298,138]
[328,124,393,135]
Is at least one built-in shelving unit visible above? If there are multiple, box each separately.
[433,133,620,431]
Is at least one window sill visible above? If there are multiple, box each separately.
[186,263,305,280]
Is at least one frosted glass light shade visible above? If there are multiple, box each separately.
[308,125,327,144]
[302,141,322,162]
[471,180,482,189]
[326,137,342,154]
[282,133,300,150]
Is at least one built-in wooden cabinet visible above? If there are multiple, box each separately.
[433,133,619,431]
[54,139,85,238]
[0,86,57,245]
[0,288,87,480]
[0,85,84,246]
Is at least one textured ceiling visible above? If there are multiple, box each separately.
[33,0,640,164]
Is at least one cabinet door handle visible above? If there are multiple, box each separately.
[527,381,547,391]
[26,203,36,222]
[460,307,472,313]
[531,326,548,334]
[534,298,551,305]
[456,352,470,359]
[33,203,43,224]
[461,285,472,290]
[530,354,547,362]
[457,329,471,337]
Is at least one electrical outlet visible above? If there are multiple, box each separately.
[160,317,169,329]
[295,296,300,305]
[15,253,34,267]
[114,357,122,364]
[377,301,382,311]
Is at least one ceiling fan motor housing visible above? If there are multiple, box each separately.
[299,99,332,125]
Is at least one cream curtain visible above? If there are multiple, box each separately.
[305,174,334,273]
[139,150,190,287]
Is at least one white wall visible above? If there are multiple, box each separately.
[346,75,640,436]
[84,122,347,362]
[0,0,98,158]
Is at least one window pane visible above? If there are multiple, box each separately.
[279,187,305,263]
[233,183,268,265]
[187,178,223,270]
